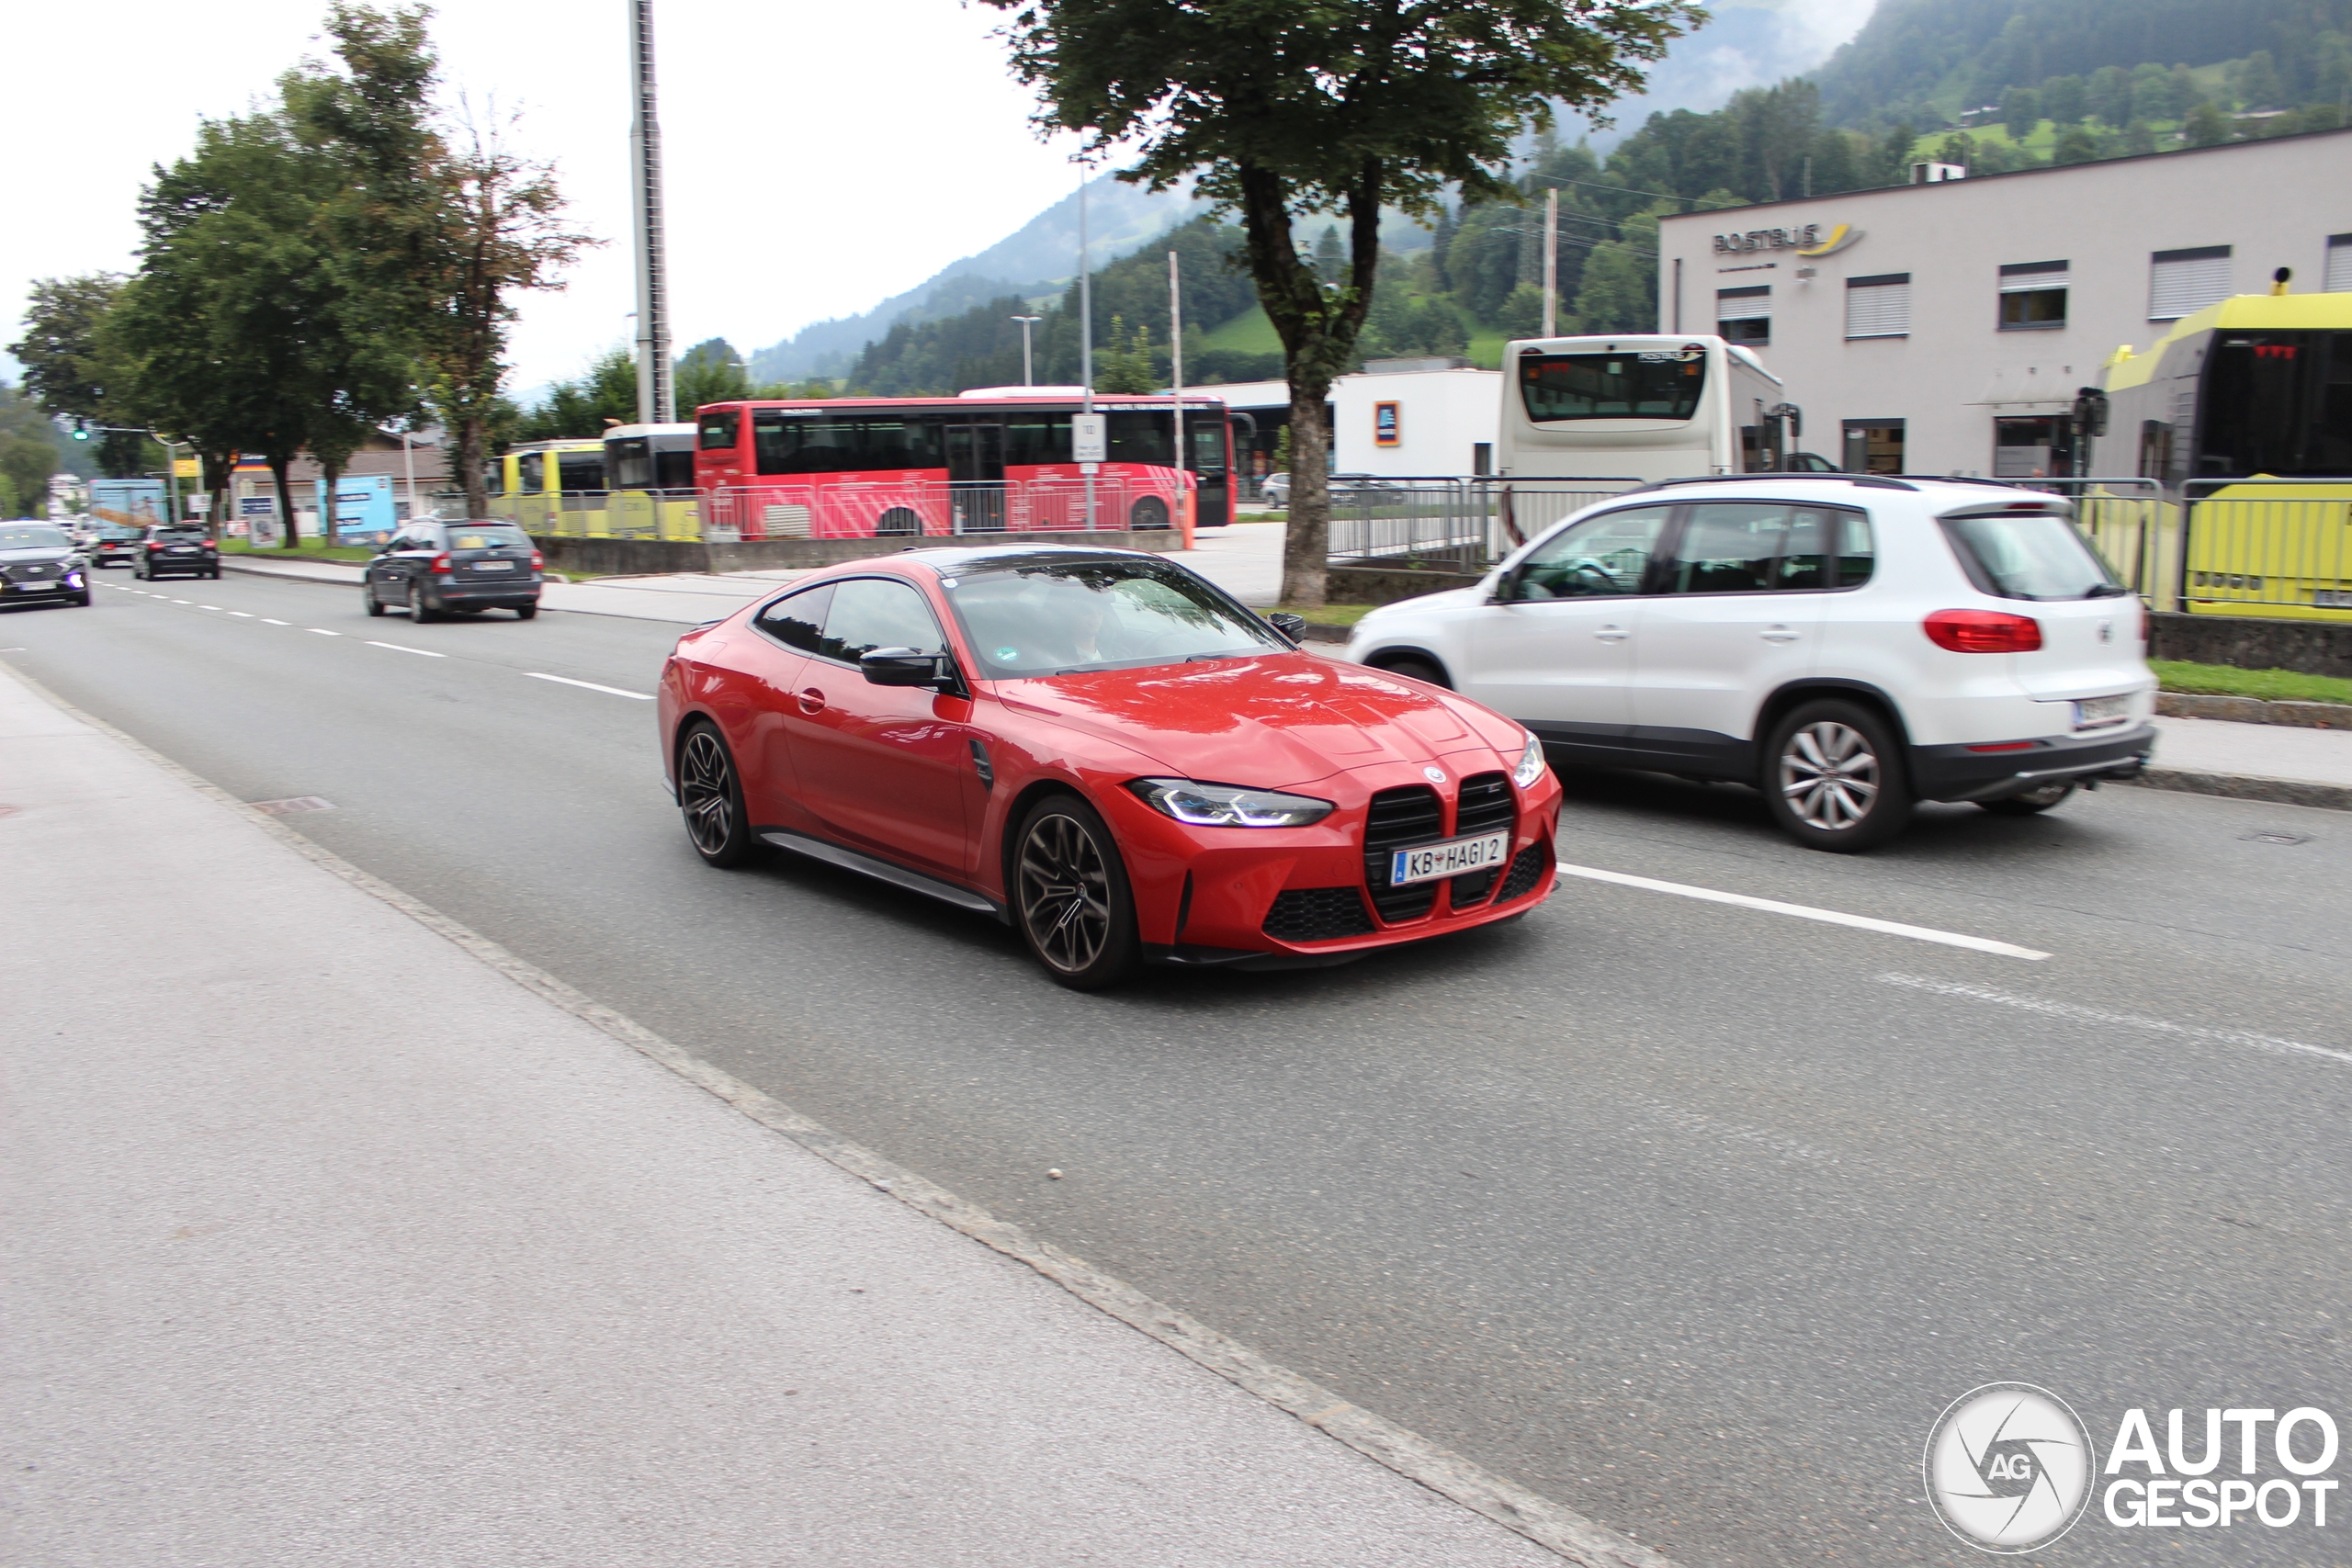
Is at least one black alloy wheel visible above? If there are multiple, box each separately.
[1013,795,1138,989]
[1980,779,2076,816]
[1370,653,1452,690]
[678,723,756,868]
[1761,698,1915,852]
[514,602,538,620]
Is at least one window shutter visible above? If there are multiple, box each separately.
[1998,261,2069,293]
[2148,246,2231,320]
[2326,235,2352,294]
[1845,275,1911,338]
[1715,286,1770,321]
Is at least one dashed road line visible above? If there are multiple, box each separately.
[306,628,341,637]
[526,671,654,700]
[366,640,445,658]
[228,611,253,618]
[1554,862,2052,961]
[1881,973,2352,1067]
[261,618,290,626]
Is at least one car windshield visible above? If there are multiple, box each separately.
[1940,512,2124,601]
[0,525,70,549]
[447,525,529,550]
[943,556,1287,678]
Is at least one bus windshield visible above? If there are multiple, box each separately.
[2199,332,2352,477]
[1520,350,1707,422]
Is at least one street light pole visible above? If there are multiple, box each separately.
[1011,315,1041,386]
[628,0,675,424]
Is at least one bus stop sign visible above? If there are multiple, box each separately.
[1071,413,1106,464]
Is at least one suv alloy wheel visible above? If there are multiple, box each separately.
[1762,698,1914,852]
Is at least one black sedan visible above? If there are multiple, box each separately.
[0,523,94,608]
[131,525,220,581]
[364,520,543,621]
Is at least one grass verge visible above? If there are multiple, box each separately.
[2152,660,2352,706]
[1273,602,1375,627]
[219,539,378,564]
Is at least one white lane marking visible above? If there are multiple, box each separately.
[1882,973,2352,1067]
[526,671,654,701]
[366,640,445,658]
[228,611,253,617]
[198,604,222,611]
[306,628,341,637]
[170,599,193,604]
[261,618,290,626]
[1553,862,2051,961]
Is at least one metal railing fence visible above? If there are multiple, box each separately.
[1322,476,1645,572]
[700,471,1191,543]
[2019,476,2352,618]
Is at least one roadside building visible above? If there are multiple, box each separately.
[1208,360,1503,486]
[1654,127,2352,478]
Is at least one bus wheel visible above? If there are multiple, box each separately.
[876,507,922,536]
[1129,496,1171,530]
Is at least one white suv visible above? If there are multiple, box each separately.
[1343,475,2157,851]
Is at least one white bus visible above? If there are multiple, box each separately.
[1496,333,1817,484]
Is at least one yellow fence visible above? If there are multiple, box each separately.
[485,491,701,540]
[2059,479,2352,621]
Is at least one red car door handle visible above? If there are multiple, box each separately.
[797,687,825,715]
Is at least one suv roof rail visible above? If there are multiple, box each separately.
[1628,473,1921,493]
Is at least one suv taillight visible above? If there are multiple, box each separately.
[529,550,543,570]
[1923,609,2043,653]
[429,552,452,573]
[147,541,164,551]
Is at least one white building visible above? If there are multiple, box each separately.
[1207,361,1503,479]
[1654,127,2352,478]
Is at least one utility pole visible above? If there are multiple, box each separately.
[628,0,674,424]
[1079,169,1096,528]
[1168,250,1185,524]
[1542,186,1559,339]
[1011,315,1041,385]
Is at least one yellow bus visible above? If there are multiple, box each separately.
[2093,291,2352,620]
[601,423,703,540]
[484,439,607,535]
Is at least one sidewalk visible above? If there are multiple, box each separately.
[0,664,1594,1568]
[2140,715,2352,811]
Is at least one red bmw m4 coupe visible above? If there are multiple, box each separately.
[658,546,1561,988]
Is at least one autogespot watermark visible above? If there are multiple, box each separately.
[1925,1384,2342,1552]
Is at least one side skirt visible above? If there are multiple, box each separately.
[757,828,1009,923]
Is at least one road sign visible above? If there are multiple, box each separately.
[173,457,200,479]
[1071,413,1106,464]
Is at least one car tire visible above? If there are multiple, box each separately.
[365,586,386,616]
[1979,779,2075,816]
[514,602,538,620]
[411,585,439,623]
[677,722,757,868]
[1129,495,1171,531]
[1012,794,1140,990]
[72,593,91,607]
[1370,653,1452,690]
[1761,698,1914,852]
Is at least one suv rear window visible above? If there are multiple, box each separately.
[447,525,530,550]
[1940,513,2124,601]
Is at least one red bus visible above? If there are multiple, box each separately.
[691,390,1236,543]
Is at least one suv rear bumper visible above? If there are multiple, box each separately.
[1909,724,2155,803]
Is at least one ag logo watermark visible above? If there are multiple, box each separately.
[1924,1383,2095,1552]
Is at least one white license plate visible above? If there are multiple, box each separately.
[1389,830,1512,886]
[2316,590,2352,609]
[470,560,515,570]
[14,581,53,591]
[2074,694,2129,729]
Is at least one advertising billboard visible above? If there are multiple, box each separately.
[316,474,397,545]
[88,479,169,531]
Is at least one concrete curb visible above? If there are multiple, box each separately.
[218,558,365,586]
[2126,766,2352,813]
[0,659,1673,1568]
[2156,691,2352,729]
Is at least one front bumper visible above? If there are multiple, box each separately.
[1908,723,2156,803]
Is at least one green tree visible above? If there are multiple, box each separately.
[1310,226,1346,286]
[8,275,126,423]
[2041,73,2087,124]
[2234,50,2288,110]
[2087,64,2132,126]
[675,338,752,412]
[1095,316,1159,393]
[2002,85,2041,140]
[1497,282,1548,340]
[2123,118,2159,154]
[2052,123,2100,164]
[514,346,635,443]
[2184,100,2232,145]
[984,0,1695,604]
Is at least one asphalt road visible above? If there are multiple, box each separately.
[11,570,2351,1567]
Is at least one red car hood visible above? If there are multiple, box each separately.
[996,652,1523,789]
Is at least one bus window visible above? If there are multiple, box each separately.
[1004,414,1073,467]
[2199,333,2352,476]
[1188,423,1227,475]
[482,462,506,498]
[558,452,605,493]
[698,409,741,452]
[657,448,695,489]
[1519,349,1707,421]
[753,412,941,475]
[518,452,545,492]
[1106,412,1175,467]
[610,438,653,489]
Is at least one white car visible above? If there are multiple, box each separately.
[1343,475,2157,851]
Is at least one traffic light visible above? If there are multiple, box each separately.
[71,419,89,441]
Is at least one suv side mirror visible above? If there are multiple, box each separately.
[1265,611,1308,642]
[860,647,951,688]
[1488,565,1523,604]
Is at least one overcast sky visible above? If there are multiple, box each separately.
[6,0,1874,395]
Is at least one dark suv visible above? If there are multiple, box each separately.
[132,525,220,581]
[91,524,146,568]
[364,520,543,621]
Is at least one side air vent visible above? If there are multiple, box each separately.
[1262,886,1377,942]
[1497,840,1553,905]
[1363,784,1442,922]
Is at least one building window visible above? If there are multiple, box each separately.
[1845,275,1911,339]
[1997,260,2068,330]
[1716,286,1770,345]
[2326,234,2352,293]
[1841,419,1905,475]
[2149,245,2231,321]
[1993,415,2075,478]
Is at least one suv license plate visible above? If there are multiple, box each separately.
[2074,694,2129,729]
[1390,830,1512,886]
[472,560,514,570]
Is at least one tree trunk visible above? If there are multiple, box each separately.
[458,413,488,518]
[318,457,343,548]
[1279,384,1333,607]
[267,452,301,547]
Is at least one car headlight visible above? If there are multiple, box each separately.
[1127,778,1335,828]
[1512,733,1547,789]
